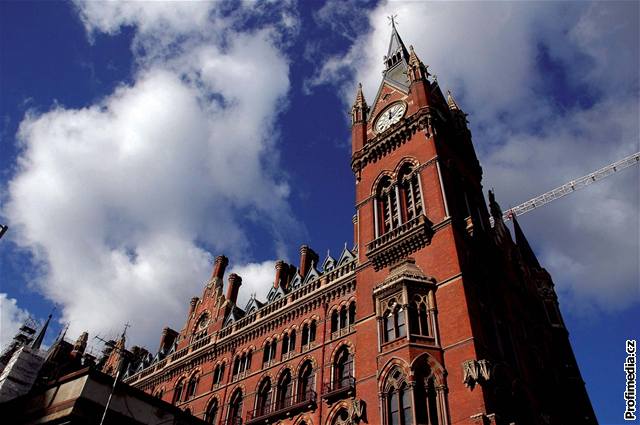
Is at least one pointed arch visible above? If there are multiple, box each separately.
[204,397,219,424]
[227,387,244,424]
[410,353,448,425]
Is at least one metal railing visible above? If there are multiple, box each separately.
[246,390,316,423]
[322,376,355,400]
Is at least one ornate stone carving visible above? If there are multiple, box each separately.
[349,397,366,423]
[463,359,492,388]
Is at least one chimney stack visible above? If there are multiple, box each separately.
[190,297,199,314]
[274,260,286,289]
[159,327,178,352]
[211,255,229,280]
[226,273,242,304]
[299,245,319,278]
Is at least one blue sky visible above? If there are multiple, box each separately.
[0,1,638,423]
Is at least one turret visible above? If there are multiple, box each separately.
[407,45,431,108]
[351,83,369,155]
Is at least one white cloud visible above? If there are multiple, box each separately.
[3,2,301,347]
[0,293,31,349]
[308,1,639,312]
[228,260,277,309]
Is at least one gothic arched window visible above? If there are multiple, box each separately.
[228,389,243,423]
[383,303,407,342]
[310,320,317,341]
[384,368,413,425]
[263,341,271,367]
[349,302,356,328]
[331,310,339,333]
[256,378,272,417]
[398,163,423,222]
[282,333,290,357]
[205,399,218,424]
[339,306,348,330]
[410,295,431,336]
[172,378,185,404]
[375,175,400,236]
[332,408,350,425]
[334,346,354,388]
[413,363,441,425]
[186,374,199,399]
[298,360,315,401]
[213,363,225,387]
[276,369,293,409]
[331,407,349,425]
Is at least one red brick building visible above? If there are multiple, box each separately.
[111,24,597,425]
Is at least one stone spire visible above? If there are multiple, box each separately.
[407,45,430,82]
[447,90,462,111]
[351,83,369,125]
[30,314,51,350]
[512,214,542,269]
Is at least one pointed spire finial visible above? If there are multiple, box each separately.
[387,14,398,28]
[31,314,52,350]
[447,90,461,111]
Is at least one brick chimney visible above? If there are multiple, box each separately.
[226,273,242,304]
[299,245,319,278]
[274,260,286,289]
[211,255,229,280]
[159,327,178,352]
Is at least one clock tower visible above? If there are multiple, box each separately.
[349,21,596,425]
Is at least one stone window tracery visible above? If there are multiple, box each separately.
[383,368,413,425]
[383,300,407,342]
[205,398,218,424]
[227,389,243,424]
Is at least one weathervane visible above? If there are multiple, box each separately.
[387,14,398,28]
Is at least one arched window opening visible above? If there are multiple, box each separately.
[263,342,271,367]
[396,307,406,338]
[205,399,218,424]
[212,363,225,387]
[309,320,317,342]
[383,303,407,342]
[256,379,272,417]
[228,390,243,424]
[301,324,309,347]
[376,176,400,236]
[334,346,354,389]
[289,330,296,353]
[282,334,290,357]
[332,408,350,425]
[398,163,423,223]
[413,365,441,425]
[270,340,277,362]
[349,302,356,328]
[339,306,348,330]
[276,370,293,409]
[384,310,395,342]
[419,303,430,336]
[331,310,339,333]
[186,374,199,399]
[385,369,414,425]
[298,361,315,401]
[173,378,185,404]
[233,356,240,378]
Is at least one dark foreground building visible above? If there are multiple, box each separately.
[103,24,596,425]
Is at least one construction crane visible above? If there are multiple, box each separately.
[490,151,640,225]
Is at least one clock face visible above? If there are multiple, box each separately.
[375,102,407,133]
